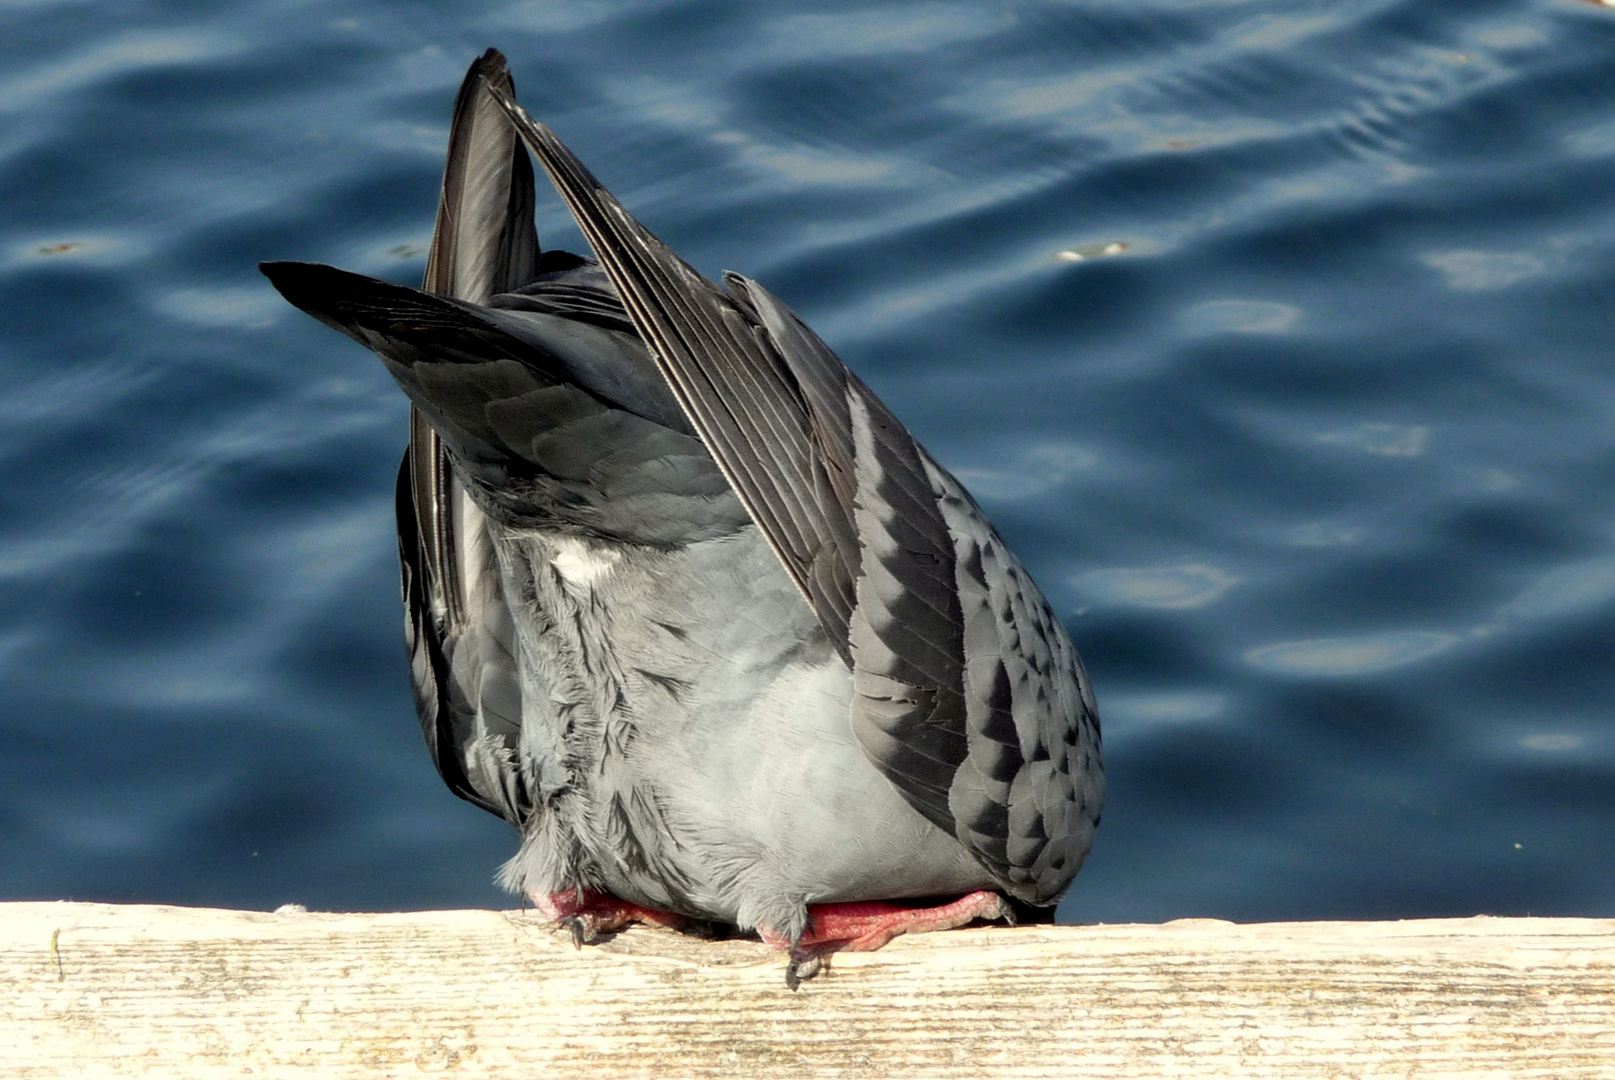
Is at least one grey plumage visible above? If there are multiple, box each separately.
[262,49,1101,943]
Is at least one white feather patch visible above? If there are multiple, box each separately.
[548,535,621,591]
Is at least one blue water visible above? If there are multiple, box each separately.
[3,0,1613,921]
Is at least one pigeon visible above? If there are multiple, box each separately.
[262,49,1102,987]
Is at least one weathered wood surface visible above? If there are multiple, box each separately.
[2,902,1611,1078]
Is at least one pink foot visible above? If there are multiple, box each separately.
[530,889,690,947]
[759,890,1014,989]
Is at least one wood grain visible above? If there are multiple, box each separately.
[3,902,1611,1078]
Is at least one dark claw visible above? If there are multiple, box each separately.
[784,950,822,990]
[562,916,589,949]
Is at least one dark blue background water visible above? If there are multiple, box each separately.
[3,0,1613,921]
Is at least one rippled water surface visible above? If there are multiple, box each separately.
[3,0,1613,919]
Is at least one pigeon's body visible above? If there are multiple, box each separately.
[264,50,1101,959]
[490,503,991,937]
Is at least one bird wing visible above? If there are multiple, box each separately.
[487,86,1102,903]
[484,88,862,660]
[402,49,538,824]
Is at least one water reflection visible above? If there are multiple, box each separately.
[1055,241,1128,262]
[1520,734,1583,752]
[1422,249,1545,291]
[1075,564,1239,610]
[715,132,896,185]
[955,443,1097,501]
[157,286,283,329]
[1244,631,1458,676]
[1316,423,1429,459]
[1179,299,1300,335]
[1286,521,1365,548]
[794,7,1010,55]
[5,232,146,271]
[1493,557,1615,624]
[0,29,227,112]
[1101,690,1227,735]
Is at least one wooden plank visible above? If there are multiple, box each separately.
[2,902,1611,1078]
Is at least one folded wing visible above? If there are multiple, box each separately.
[403,49,536,825]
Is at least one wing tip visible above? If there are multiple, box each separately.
[258,259,328,309]
[463,47,513,97]
[479,74,572,170]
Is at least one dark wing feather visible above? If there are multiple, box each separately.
[261,261,739,541]
[487,87,1102,902]
[422,51,538,305]
[405,49,537,824]
[484,86,861,662]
